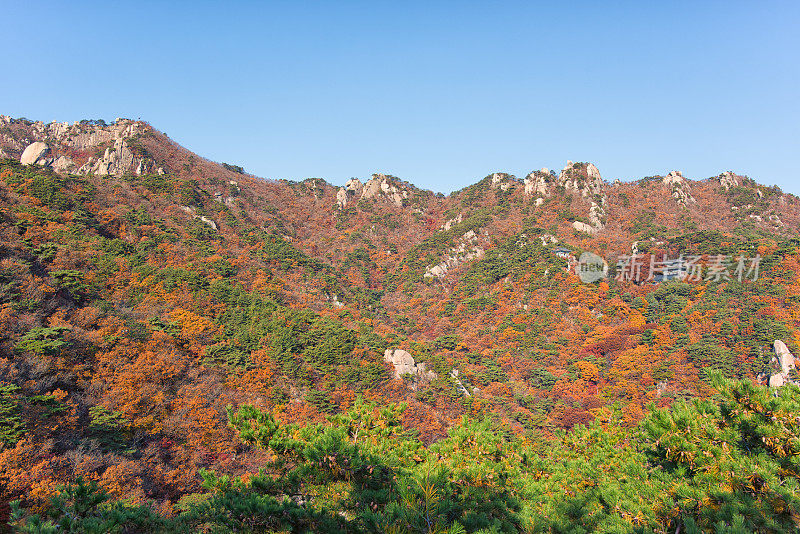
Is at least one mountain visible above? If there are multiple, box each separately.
[2,116,800,531]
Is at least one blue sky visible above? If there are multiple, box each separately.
[2,1,798,194]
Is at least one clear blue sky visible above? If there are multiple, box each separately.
[2,1,798,194]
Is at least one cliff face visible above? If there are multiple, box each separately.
[0,117,165,177]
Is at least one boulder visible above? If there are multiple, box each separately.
[383,349,436,383]
[768,340,797,387]
[20,142,49,165]
[774,340,795,375]
[769,374,786,387]
[384,349,417,379]
[572,221,596,234]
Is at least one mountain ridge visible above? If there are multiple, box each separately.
[0,114,785,197]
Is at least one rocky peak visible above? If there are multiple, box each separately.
[20,142,49,165]
[662,170,685,186]
[490,172,514,191]
[718,171,740,191]
[523,168,555,198]
[663,171,695,206]
[557,161,605,198]
[4,117,163,177]
[345,177,363,194]
[336,174,411,208]
[362,174,410,206]
[336,177,366,208]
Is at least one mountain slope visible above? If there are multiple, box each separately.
[1,115,800,518]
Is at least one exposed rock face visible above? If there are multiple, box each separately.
[663,171,695,206]
[442,213,463,231]
[775,340,795,375]
[6,118,160,177]
[336,174,411,208]
[336,188,348,208]
[768,340,797,387]
[384,349,416,378]
[20,142,49,165]
[198,216,217,230]
[336,178,365,208]
[490,172,513,191]
[540,233,558,246]
[180,206,217,230]
[769,214,784,227]
[424,229,485,279]
[51,155,75,173]
[361,174,409,207]
[558,161,605,198]
[572,221,597,235]
[383,349,436,384]
[589,201,606,231]
[718,171,740,191]
[450,369,471,397]
[523,168,554,198]
[662,170,685,187]
[345,177,363,195]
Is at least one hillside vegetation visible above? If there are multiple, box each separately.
[1,117,800,532]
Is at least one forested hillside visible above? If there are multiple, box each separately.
[2,116,800,532]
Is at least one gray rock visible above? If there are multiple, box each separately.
[384,349,436,384]
[768,340,796,387]
[664,171,695,205]
[345,178,363,194]
[336,188,348,208]
[384,349,418,379]
[774,340,795,375]
[572,221,597,234]
[20,142,49,165]
[718,171,739,191]
[523,169,553,197]
[558,161,605,198]
[198,216,217,230]
[51,155,75,173]
[361,174,408,207]
[451,369,471,397]
[662,170,685,186]
[490,173,513,191]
